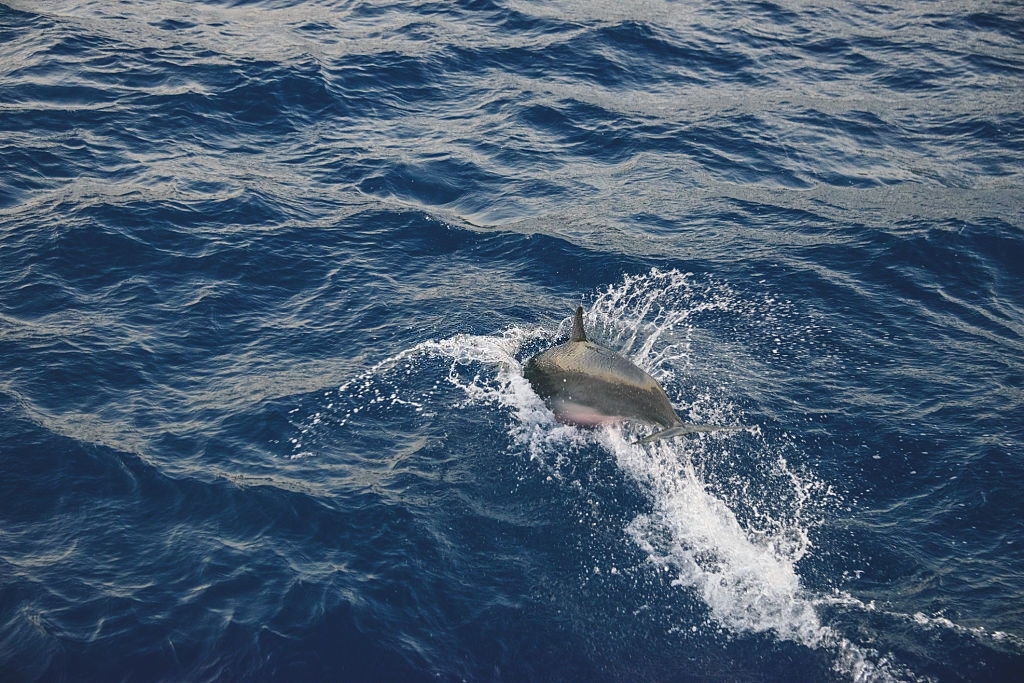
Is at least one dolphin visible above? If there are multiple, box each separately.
[524,306,744,445]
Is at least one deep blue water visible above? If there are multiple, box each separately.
[2,0,1023,680]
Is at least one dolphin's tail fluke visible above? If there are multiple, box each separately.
[634,423,748,445]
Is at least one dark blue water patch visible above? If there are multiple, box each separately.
[816,595,1024,683]
[798,35,889,75]
[889,218,1023,294]
[1,18,334,154]
[0,143,74,207]
[795,390,1023,617]
[347,214,660,311]
[873,61,957,94]
[324,50,466,120]
[643,115,814,188]
[470,0,577,38]
[1,32,160,141]
[515,100,640,164]
[728,209,1024,337]
[149,17,197,32]
[778,15,1022,96]
[923,110,1024,149]
[964,50,1024,82]
[484,99,810,188]
[603,20,756,82]
[409,13,765,92]
[0,129,138,209]
[917,111,1024,177]
[0,72,124,135]
[802,437,1024,680]
[797,108,921,152]
[781,110,929,187]
[6,196,284,304]
[853,221,1024,356]
[740,0,805,26]
[130,56,337,135]
[542,20,758,87]
[936,9,1024,44]
[0,1,41,34]
[0,409,446,680]
[358,156,505,208]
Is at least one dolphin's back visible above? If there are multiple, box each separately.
[524,307,747,443]
[524,340,681,429]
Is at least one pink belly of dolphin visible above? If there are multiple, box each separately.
[550,400,623,427]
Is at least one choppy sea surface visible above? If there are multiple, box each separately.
[2,1,1023,680]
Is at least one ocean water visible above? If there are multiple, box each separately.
[2,0,1023,680]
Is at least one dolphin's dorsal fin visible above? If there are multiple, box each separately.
[570,306,588,342]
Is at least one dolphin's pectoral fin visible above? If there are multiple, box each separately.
[633,423,749,445]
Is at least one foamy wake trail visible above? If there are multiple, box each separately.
[607,434,914,682]
[617,438,824,644]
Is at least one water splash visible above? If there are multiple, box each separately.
[617,438,824,644]
[579,270,920,681]
[291,267,929,680]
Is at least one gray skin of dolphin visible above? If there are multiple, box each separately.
[524,307,743,445]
